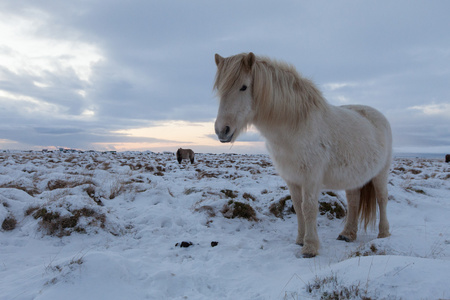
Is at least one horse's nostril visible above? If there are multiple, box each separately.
[225,126,230,135]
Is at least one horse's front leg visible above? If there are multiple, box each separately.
[301,186,320,258]
[286,182,305,246]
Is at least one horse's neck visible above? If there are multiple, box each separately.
[254,109,326,145]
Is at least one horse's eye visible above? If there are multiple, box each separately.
[240,85,247,91]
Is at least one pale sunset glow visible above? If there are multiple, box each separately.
[115,121,214,145]
[102,121,266,153]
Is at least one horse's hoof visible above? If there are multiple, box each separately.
[295,237,304,246]
[301,244,318,258]
[302,253,316,258]
[377,232,391,239]
[337,235,351,243]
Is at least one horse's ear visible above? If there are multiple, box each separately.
[215,54,224,66]
[243,52,255,70]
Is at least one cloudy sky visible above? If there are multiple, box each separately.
[1,1,449,154]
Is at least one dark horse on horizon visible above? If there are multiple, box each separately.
[176,148,195,164]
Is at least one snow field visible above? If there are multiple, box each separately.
[0,151,449,299]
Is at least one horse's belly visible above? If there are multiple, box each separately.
[322,168,370,190]
[269,146,383,191]
[322,151,386,190]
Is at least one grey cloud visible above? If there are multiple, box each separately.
[34,127,85,135]
[0,126,181,150]
[1,1,449,152]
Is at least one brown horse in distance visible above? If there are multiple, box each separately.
[177,148,195,164]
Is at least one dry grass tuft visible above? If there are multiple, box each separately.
[85,185,104,206]
[194,205,216,218]
[348,243,386,258]
[405,187,426,195]
[109,180,126,199]
[197,170,222,179]
[31,207,106,237]
[184,188,201,195]
[47,178,95,191]
[269,195,294,219]
[306,273,372,300]
[319,192,346,220]
[47,179,70,190]
[243,192,256,201]
[2,216,17,231]
[0,183,40,196]
[25,205,40,216]
[222,201,258,221]
[221,189,238,199]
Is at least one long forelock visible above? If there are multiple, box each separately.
[251,56,329,126]
[214,53,248,95]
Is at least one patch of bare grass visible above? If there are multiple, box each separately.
[222,200,258,221]
[25,205,40,217]
[348,243,386,258]
[319,192,346,220]
[269,195,294,219]
[405,186,427,195]
[32,206,106,237]
[194,205,216,218]
[408,169,422,175]
[221,189,238,199]
[109,179,126,199]
[306,273,372,300]
[85,185,104,206]
[47,178,95,191]
[242,192,256,201]
[197,170,222,179]
[0,182,40,196]
[184,187,201,195]
[2,216,17,231]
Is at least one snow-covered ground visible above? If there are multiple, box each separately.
[0,150,449,300]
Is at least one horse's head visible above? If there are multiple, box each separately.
[213,52,256,143]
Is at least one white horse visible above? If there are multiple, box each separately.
[213,52,392,258]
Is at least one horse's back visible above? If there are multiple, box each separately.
[340,105,391,134]
[185,149,194,158]
[321,104,392,189]
[340,104,392,153]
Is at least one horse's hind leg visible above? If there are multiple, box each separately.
[372,167,390,238]
[338,188,360,242]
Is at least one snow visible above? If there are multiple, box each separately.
[0,150,449,299]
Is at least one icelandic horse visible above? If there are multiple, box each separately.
[213,52,392,257]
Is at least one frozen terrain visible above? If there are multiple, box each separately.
[0,150,449,299]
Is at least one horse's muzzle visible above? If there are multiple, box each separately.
[216,126,233,143]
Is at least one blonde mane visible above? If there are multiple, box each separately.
[214,53,329,126]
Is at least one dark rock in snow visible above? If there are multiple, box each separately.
[176,241,193,248]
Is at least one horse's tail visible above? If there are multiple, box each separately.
[358,180,377,231]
